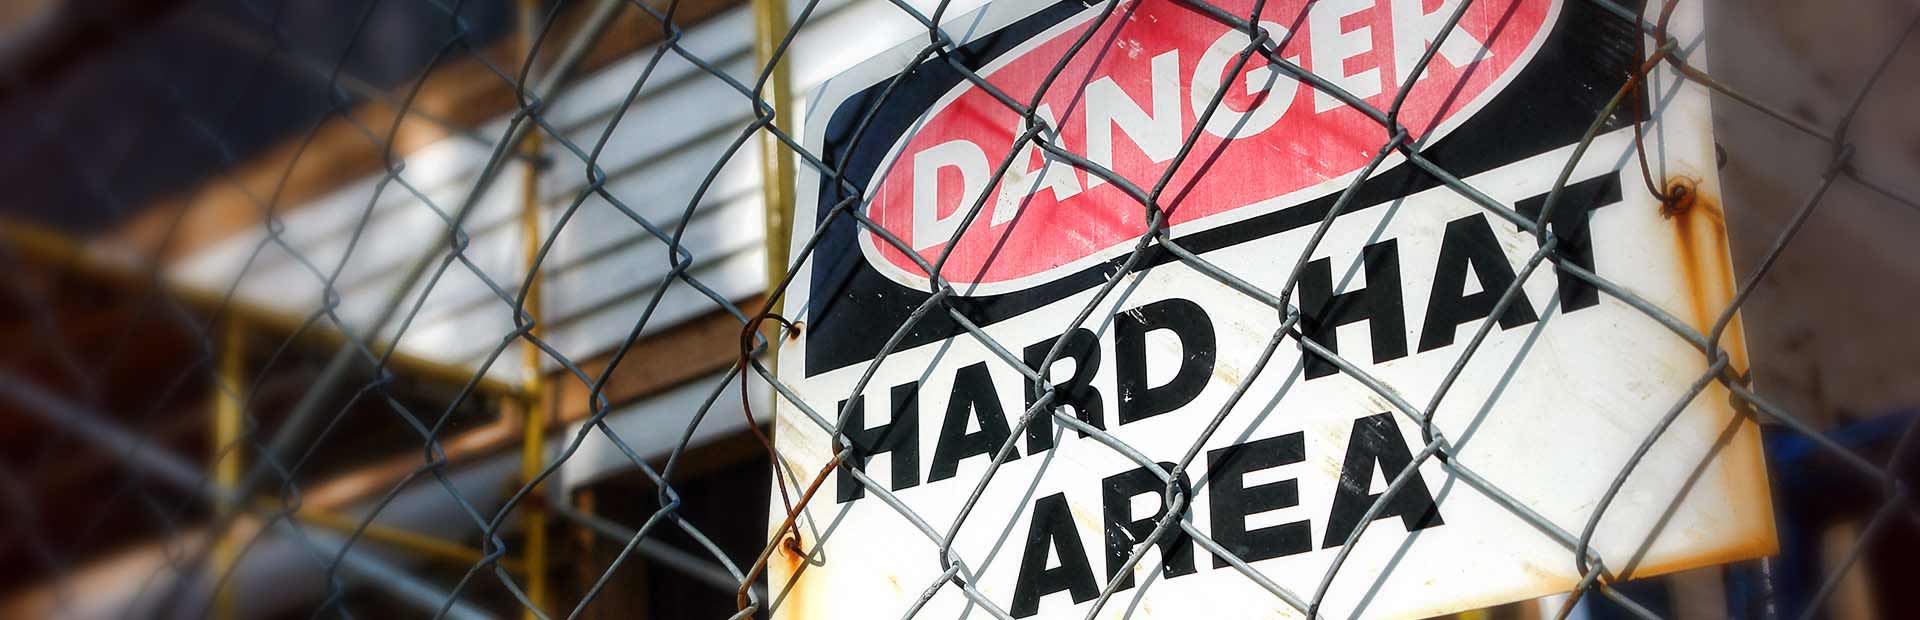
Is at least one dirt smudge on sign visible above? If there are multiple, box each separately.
[1213,360,1244,389]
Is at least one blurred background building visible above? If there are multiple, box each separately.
[0,0,1916,618]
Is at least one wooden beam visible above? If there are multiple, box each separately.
[553,294,765,426]
[298,296,761,510]
[0,217,523,397]
[297,414,522,509]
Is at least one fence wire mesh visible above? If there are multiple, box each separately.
[0,0,1916,618]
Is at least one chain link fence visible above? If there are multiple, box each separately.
[0,0,1917,618]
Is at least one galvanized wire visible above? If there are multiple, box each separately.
[0,0,1916,619]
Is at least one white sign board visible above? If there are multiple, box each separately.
[771,0,1773,617]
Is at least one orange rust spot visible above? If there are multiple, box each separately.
[787,321,805,340]
[781,534,805,558]
[772,533,808,618]
[1661,176,1748,375]
[775,533,808,578]
[1659,177,1699,219]
[1656,174,1775,576]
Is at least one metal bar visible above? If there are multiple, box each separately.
[752,0,796,323]
[516,1,555,616]
[514,192,555,620]
[0,374,499,620]
[211,319,244,620]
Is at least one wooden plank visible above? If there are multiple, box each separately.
[553,293,765,426]
[294,296,763,509]
[0,218,526,394]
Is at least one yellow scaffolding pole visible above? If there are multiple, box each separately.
[212,319,246,620]
[753,0,796,322]
[516,177,554,620]
[516,1,552,616]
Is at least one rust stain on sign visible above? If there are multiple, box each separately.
[1651,175,1780,581]
[1661,176,1749,376]
[772,531,810,617]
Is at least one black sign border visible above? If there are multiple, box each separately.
[805,0,1644,377]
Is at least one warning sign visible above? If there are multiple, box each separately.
[771,0,1773,617]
